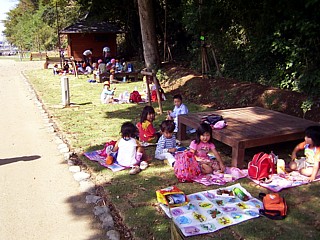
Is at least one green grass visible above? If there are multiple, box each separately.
[25,68,320,240]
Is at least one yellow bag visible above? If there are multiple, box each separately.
[156,186,188,207]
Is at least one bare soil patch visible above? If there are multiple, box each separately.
[161,63,319,122]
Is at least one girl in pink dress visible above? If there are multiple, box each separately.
[189,123,225,174]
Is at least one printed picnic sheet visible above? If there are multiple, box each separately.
[248,171,320,192]
[192,167,248,186]
[84,150,126,172]
[160,183,262,237]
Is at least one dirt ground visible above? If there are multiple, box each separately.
[160,63,320,122]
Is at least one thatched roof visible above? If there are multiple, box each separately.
[60,19,123,34]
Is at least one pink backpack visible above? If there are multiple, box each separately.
[174,151,201,182]
[99,140,117,157]
[248,152,275,180]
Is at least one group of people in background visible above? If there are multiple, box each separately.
[53,46,133,78]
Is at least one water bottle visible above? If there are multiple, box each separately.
[232,187,249,201]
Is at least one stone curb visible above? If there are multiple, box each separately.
[21,71,121,240]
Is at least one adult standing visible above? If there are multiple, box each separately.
[83,48,93,66]
[102,46,111,63]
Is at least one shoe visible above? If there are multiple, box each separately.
[164,159,175,167]
[129,166,141,175]
[139,161,149,170]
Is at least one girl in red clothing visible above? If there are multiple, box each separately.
[136,106,158,143]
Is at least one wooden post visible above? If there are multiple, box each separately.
[141,70,152,106]
[152,70,163,114]
[140,70,163,114]
[145,76,152,106]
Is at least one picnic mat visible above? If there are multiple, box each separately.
[84,150,126,172]
[160,183,262,237]
[248,171,320,192]
[192,167,248,186]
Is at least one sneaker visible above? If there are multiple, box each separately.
[139,161,149,170]
[129,166,141,175]
[164,160,175,167]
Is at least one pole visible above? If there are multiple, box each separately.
[61,76,70,107]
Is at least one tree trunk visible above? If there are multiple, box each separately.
[137,0,160,69]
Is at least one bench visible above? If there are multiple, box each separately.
[99,72,139,83]
[177,107,319,168]
[30,52,48,61]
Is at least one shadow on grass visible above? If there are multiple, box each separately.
[72,102,93,106]
[80,138,320,240]
[78,93,320,239]
[104,170,320,239]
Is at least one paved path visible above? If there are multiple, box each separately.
[0,59,104,240]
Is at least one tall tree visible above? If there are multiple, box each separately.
[137,0,160,69]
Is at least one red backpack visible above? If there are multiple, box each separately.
[248,152,275,180]
[129,91,142,103]
[174,151,201,182]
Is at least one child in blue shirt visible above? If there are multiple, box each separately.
[167,94,189,132]
[100,82,116,104]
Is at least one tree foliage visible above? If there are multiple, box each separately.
[3,0,320,98]
[3,0,81,51]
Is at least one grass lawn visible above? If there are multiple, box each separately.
[25,67,320,240]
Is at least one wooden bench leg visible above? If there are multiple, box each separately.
[231,147,245,168]
[177,123,186,140]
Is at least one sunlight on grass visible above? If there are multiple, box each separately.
[25,67,320,240]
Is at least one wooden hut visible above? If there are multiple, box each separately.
[60,17,123,61]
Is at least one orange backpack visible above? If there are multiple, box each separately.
[259,193,287,220]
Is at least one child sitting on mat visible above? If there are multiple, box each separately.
[100,81,115,104]
[155,120,177,167]
[289,125,320,181]
[112,122,149,175]
[189,123,225,174]
[136,106,159,143]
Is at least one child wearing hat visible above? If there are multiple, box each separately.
[101,81,116,104]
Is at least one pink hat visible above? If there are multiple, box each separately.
[111,58,115,63]
[98,59,103,64]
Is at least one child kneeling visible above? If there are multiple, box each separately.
[113,122,149,175]
[155,120,177,167]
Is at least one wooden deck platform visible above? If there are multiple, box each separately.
[177,107,319,168]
